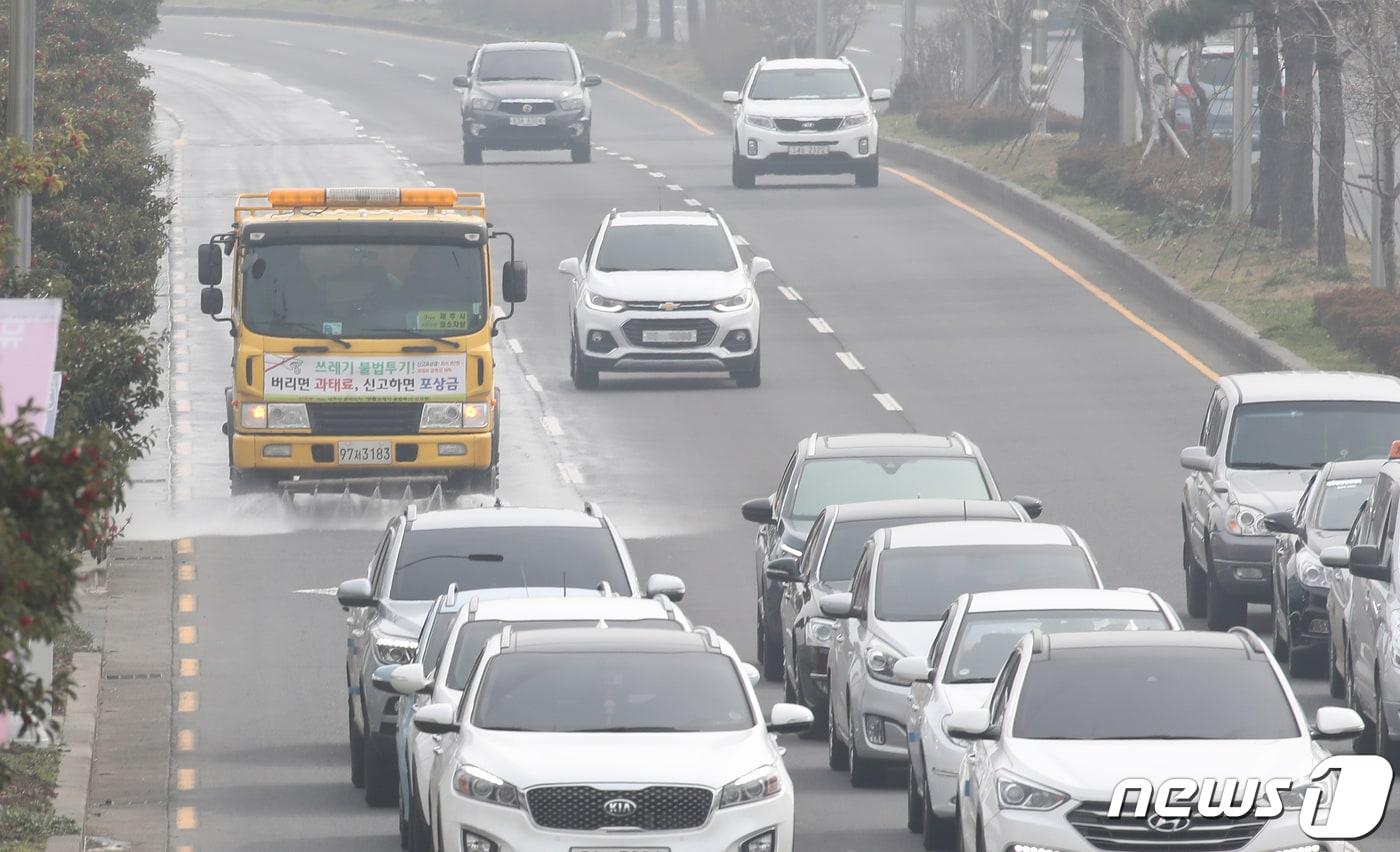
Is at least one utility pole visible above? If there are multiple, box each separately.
[900,0,916,82]
[1029,0,1050,135]
[815,0,827,58]
[6,0,36,272]
[1229,15,1254,221]
[1373,117,1395,288]
[1119,43,1139,145]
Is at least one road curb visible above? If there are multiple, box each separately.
[161,5,1311,373]
[45,651,102,852]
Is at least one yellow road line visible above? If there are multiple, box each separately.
[177,538,194,555]
[177,806,198,830]
[178,729,197,752]
[178,564,196,582]
[179,594,197,613]
[178,626,198,645]
[177,847,194,852]
[885,167,1219,382]
[180,658,200,678]
[178,691,199,713]
[610,80,716,137]
[177,768,198,791]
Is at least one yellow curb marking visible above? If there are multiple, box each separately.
[178,691,199,713]
[178,729,196,751]
[179,594,197,613]
[180,658,200,677]
[177,768,197,791]
[178,626,198,645]
[177,806,198,830]
[178,564,196,582]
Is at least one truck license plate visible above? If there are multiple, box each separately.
[642,329,697,343]
[788,144,829,155]
[509,115,547,127]
[338,441,393,465]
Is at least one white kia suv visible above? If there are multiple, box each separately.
[723,56,890,188]
[559,209,771,389]
[952,628,1365,852]
[417,625,812,852]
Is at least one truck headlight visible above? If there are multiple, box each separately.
[420,403,491,430]
[1226,503,1268,536]
[469,95,498,112]
[719,765,782,808]
[840,112,871,128]
[745,114,776,129]
[713,288,754,312]
[805,617,836,646]
[452,764,522,808]
[996,773,1068,811]
[373,634,418,665]
[240,403,308,430]
[558,96,585,111]
[585,290,626,312]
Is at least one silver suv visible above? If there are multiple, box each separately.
[1179,371,1400,629]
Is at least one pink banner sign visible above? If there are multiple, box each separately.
[0,298,63,431]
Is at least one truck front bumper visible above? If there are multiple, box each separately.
[231,432,493,473]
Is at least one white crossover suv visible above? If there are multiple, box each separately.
[723,56,890,188]
[896,587,1182,849]
[416,625,812,852]
[559,209,771,389]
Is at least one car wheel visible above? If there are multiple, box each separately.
[847,704,881,788]
[571,141,592,163]
[1204,551,1246,630]
[731,153,756,188]
[761,610,784,681]
[462,139,483,165]
[1272,592,1290,662]
[1183,535,1207,618]
[1350,650,1378,753]
[398,781,409,850]
[855,155,880,187]
[784,668,798,704]
[907,763,925,833]
[570,341,599,390]
[923,779,955,850]
[731,345,761,388]
[1376,668,1400,768]
[948,795,965,852]
[364,736,398,807]
[408,781,432,852]
[827,697,849,771]
[1329,630,1347,699]
[976,816,988,852]
[1287,622,1325,678]
[348,696,366,789]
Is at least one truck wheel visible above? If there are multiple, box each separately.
[230,469,276,496]
[462,139,483,165]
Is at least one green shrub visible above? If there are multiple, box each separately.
[916,104,1080,143]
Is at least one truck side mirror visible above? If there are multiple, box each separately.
[502,260,528,303]
[198,243,223,287]
[200,286,224,317]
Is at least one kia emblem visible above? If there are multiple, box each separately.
[602,797,638,818]
[1145,813,1191,833]
[802,121,814,129]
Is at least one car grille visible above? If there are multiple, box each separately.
[625,300,714,311]
[499,100,556,115]
[306,403,422,435]
[525,785,714,831]
[621,318,717,348]
[1067,801,1268,851]
[774,117,843,132]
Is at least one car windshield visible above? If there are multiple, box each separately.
[1225,401,1400,470]
[820,517,959,583]
[595,223,738,273]
[1318,476,1377,531]
[944,609,1170,684]
[389,527,630,600]
[791,458,990,521]
[446,619,683,690]
[1013,648,1299,739]
[472,651,755,732]
[874,546,1097,622]
[477,48,575,82]
[241,243,487,340]
[749,68,863,100]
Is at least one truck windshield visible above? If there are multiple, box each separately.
[241,243,488,339]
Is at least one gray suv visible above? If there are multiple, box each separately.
[1179,371,1400,629]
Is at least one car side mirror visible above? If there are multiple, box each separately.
[892,656,932,685]
[740,662,760,687]
[764,556,801,583]
[741,496,774,524]
[721,90,742,104]
[413,702,457,735]
[767,702,814,734]
[582,74,603,87]
[1319,545,1351,569]
[1012,495,1043,519]
[502,260,528,303]
[370,664,399,693]
[389,662,430,696]
[1348,544,1388,582]
[336,578,375,608]
[1312,706,1366,739]
[1179,446,1214,473]
[749,256,774,279]
[200,286,224,317]
[869,87,892,102]
[452,74,471,88]
[1262,511,1299,535]
[557,257,581,279]
[197,242,223,287]
[945,708,995,740]
[819,593,855,619]
[645,573,686,602]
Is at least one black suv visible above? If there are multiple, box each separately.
[740,432,1040,681]
[452,41,602,164]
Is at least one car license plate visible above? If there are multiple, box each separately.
[337,441,392,465]
[788,144,829,155]
[641,328,697,344]
[509,115,547,127]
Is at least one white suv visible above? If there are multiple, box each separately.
[417,625,812,852]
[558,210,771,389]
[723,56,890,188]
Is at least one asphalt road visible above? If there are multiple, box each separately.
[129,14,1400,850]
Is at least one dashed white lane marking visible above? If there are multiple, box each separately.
[293,588,338,596]
[424,180,437,187]
[156,49,181,56]
[649,171,665,178]
[734,235,749,246]
[376,59,395,67]
[272,40,294,46]
[525,374,543,393]
[557,462,584,485]
[596,145,609,151]
[874,393,904,411]
[620,155,634,161]
[606,151,620,156]
[889,22,903,27]
[315,98,331,105]
[417,73,437,81]
[204,31,233,38]
[665,184,683,192]
[285,86,304,94]
[541,416,563,438]
[208,60,231,68]
[836,352,865,370]
[777,286,802,301]
[326,48,348,56]
[809,317,834,333]
[847,46,870,53]
[506,338,523,354]
[1358,139,1373,146]
[683,198,702,207]
[633,163,648,169]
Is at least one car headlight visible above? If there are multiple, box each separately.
[240,402,308,430]
[585,290,626,312]
[713,288,754,312]
[452,764,522,808]
[719,764,782,808]
[867,642,902,685]
[995,773,1068,811]
[558,96,585,111]
[419,402,491,430]
[745,114,776,129]
[1297,552,1328,589]
[1270,774,1334,811]
[840,112,871,128]
[373,634,418,665]
[805,617,836,646]
[1226,503,1269,536]
[469,95,498,112]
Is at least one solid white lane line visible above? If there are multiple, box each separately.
[541,416,563,438]
[156,49,181,56]
[557,462,584,484]
[734,235,749,246]
[525,374,543,393]
[874,393,903,411]
[272,40,294,46]
[507,338,523,354]
[376,59,395,67]
[809,317,833,333]
[836,352,864,370]
[417,73,437,81]
[315,98,331,105]
[666,184,683,191]
[684,198,702,207]
[208,60,230,67]
[777,286,802,301]
[285,86,304,94]
[204,32,233,38]
[847,46,870,53]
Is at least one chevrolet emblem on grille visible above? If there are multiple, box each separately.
[659,301,679,311]
[602,798,637,817]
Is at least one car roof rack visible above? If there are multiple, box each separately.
[444,582,459,608]
[467,595,481,622]
[949,431,973,454]
[692,625,722,650]
[1228,626,1269,655]
[806,432,819,457]
[500,624,515,649]
[583,501,599,516]
[1030,629,1049,654]
[597,580,614,597]
[405,504,418,524]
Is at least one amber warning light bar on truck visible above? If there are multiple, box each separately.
[231,187,488,222]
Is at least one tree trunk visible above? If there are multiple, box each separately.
[1315,7,1346,268]
[686,0,701,40]
[659,0,675,42]
[1253,2,1284,230]
[1382,119,1398,290]
[1280,0,1316,249]
[1079,2,1122,145]
[634,0,649,37]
